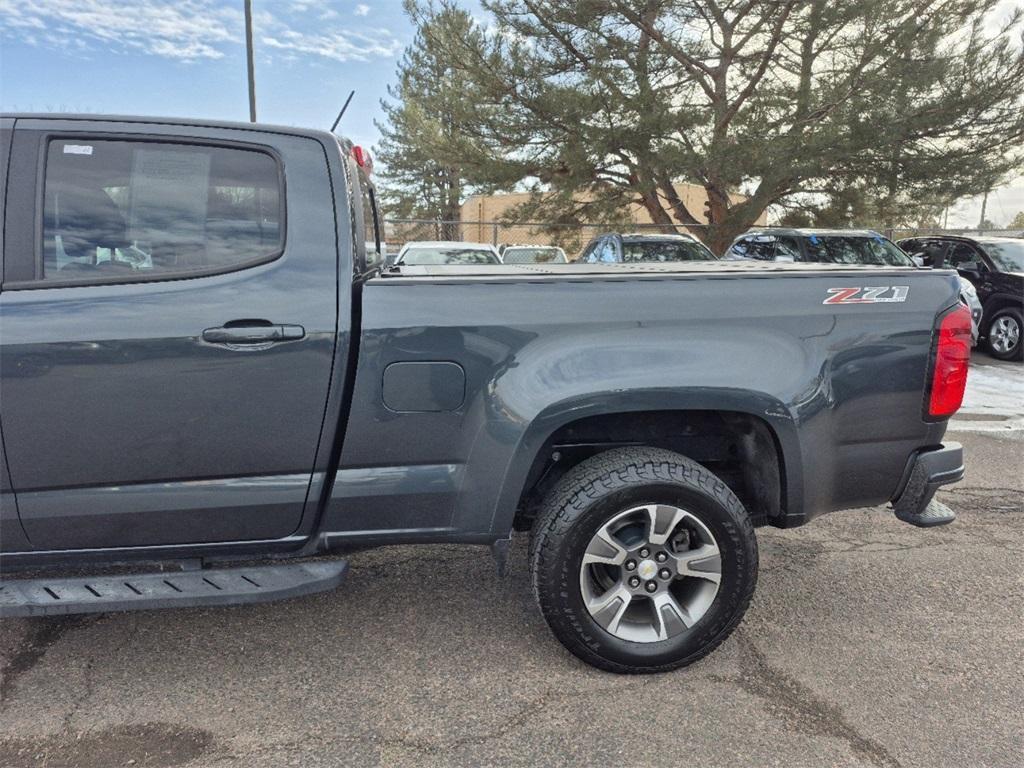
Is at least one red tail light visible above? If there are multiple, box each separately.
[352,145,372,172]
[926,304,972,419]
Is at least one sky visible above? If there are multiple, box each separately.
[0,0,1021,228]
[0,1,412,151]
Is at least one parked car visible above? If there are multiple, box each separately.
[395,240,501,266]
[500,244,568,264]
[953,277,984,348]
[897,235,1023,361]
[726,228,982,345]
[0,114,968,674]
[725,228,912,266]
[577,232,718,262]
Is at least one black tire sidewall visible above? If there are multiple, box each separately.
[539,476,755,670]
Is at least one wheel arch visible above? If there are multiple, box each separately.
[488,388,803,538]
[982,292,1024,325]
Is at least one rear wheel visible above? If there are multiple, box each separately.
[530,447,758,673]
[985,307,1022,361]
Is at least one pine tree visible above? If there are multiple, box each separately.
[400,0,1024,252]
[374,1,501,233]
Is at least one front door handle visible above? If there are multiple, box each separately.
[202,323,305,345]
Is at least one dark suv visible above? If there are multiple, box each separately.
[898,236,1023,361]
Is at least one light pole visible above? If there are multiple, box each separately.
[244,0,257,122]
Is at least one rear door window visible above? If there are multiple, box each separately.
[904,239,948,267]
[804,234,912,266]
[744,236,776,261]
[776,236,802,261]
[949,243,981,269]
[621,240,716,262]
[41,138,283,283]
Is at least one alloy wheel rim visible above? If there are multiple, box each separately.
[991,316,1020,354]
[579,504,722,643]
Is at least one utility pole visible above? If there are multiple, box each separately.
[244,0,257,122]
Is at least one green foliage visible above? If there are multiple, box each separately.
[388,0,1024,251]
[1009,210,1024,229]
[374,1,506,221]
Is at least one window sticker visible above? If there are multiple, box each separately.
[63,144,93,155]
[129,148,211,243]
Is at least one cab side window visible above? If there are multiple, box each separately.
[41,138,282,283]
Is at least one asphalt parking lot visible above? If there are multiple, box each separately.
[1,355,1021,768]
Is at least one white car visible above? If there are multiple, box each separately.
[395,241,501,266]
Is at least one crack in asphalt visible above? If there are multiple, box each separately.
[721,631,903,768]
[383,677,656,754]
[941,486,1023,514]
[61,616,139,733]
[60,653,96,734]
[0,615,96,708]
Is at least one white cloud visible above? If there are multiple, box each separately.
[0,0,239,60]
[262,27,399,63]
[0,0,241,60]
[0,0,398,63]
[354,4,370,16]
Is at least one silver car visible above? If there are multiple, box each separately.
[956,275,983,347]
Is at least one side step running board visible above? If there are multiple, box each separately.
[0,560,348,618]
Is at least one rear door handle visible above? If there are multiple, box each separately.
[202,323,305,345]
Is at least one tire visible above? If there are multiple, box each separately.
[984,307,1023,361]
[530,446,758,674]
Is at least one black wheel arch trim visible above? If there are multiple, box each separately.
[487,388,803,539]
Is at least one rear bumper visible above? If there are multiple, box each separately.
[891,442,964,518]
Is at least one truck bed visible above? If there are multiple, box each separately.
[330,264,960,544]
[381,261,933,281]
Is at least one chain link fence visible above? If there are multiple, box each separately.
[888,228,1022,241]
[383,219,1024,259]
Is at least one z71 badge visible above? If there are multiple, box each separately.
[823,286,909,305]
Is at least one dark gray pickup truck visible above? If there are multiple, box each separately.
[0,115,971,672]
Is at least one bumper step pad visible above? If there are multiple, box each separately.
[0,560,348,618]
[892,443,962,528]
[894,498,957,528]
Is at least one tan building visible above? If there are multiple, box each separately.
[459,184,767,245]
